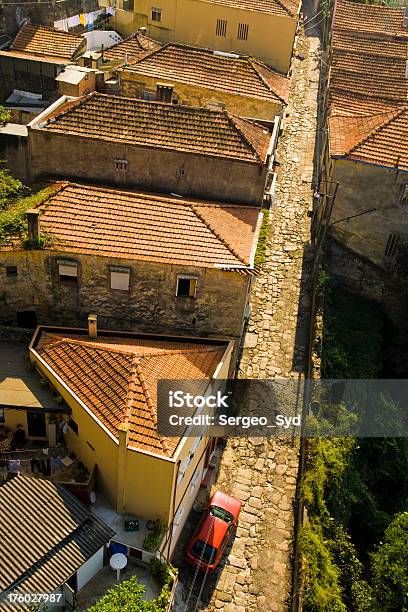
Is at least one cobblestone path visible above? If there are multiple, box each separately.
[203,23,321,612]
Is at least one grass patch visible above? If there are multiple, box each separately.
[254,208,270,267]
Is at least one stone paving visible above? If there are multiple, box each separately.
[202,21,321,612]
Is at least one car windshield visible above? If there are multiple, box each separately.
[191,539,217,564]
[209,504,234,524]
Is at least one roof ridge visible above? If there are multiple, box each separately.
[44,337,134,357]
[345,106,406,156]
[248,58,287,103]
[133,361,169,454]
[123,354,139,424]
[271,0,295,17]
[190,203,249,266]
[227,113,265,163]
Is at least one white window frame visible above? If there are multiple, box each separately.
[115,159,128,171]
[176,274,198,298]
[151,6,162,21]
[172,505,185,534]
[190,467,202,497]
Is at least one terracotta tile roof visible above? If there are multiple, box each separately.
[103,32,162,65]
[122,43,290,104]
[35,182,261,268]
[38,93,271,162]
[0,475,114,594]
[36,332,228,455]
[199,0,299,16]
[332,30,408,59]
[329,91,402,118]
[329,0,408,118]
[10,23,84,62]
[330,52,408,105]
[329,106,408,171]
[333,0,406,36]
[328,0,408,169]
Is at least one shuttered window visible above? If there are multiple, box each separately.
[237,23,249,40]
[216,19,227,36]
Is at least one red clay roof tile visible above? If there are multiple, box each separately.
[35,182,261,268]
[37,332,228,455]
[37,93,271,162]
[122,43,290,104]
[10,23,84,62]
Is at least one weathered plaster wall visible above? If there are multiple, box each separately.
[0,250,251,341]
[111,0,298,73]
[27,129,268,204]
[0,130,29,182]
[330,159,408,267]
[119,72,283,121]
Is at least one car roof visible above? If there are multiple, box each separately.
[196,514,229,548]
[210,491,242,517]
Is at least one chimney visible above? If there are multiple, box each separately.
[26,209,40,245]
[88,314,97,339]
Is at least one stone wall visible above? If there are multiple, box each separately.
[1,0,98,40]
[27,128,268,205]
[0,128,29,181]
[119,72,283,121]
[330,159,408,267]
[325,237,408,328]
[0,249,251,342]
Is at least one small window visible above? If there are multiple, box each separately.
[141,90,156,100]
[216,19,227,36]
[173,505,185,533]
[156,83,173,103]
[385,233,400,258]
[151,7,162,21]
[6,265,17,277]
[68,417,78,435]
[115,159,128,171]
[123,0,134,9]
[400,184,408,205]
[190,468,201,497]
[0,409,5,424]
[110,267,130,291]
[177,167,185,178]
[58,260,78,284]
[176,275,197,298]
[237,23,249,40]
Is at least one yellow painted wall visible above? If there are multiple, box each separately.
[112,0,298,72]
[121,448,175,522]
[120,72,282,120]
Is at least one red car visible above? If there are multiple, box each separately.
[186,491,242,572]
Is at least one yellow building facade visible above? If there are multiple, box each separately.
[109,0,300,73]
[28,326,234,557]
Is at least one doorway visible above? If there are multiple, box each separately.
[27,412,46,437]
